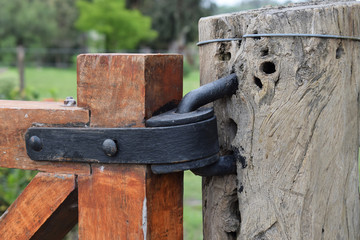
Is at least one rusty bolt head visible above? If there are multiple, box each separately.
[64,96,76,106]
[29,136,43,152]
[102,139,118,157]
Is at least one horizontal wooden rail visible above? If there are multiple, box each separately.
[0,100,90,174]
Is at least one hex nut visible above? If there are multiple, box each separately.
[64,96,76,106]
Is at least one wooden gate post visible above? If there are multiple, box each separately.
[199,2,360,239]
[76,54,183,240]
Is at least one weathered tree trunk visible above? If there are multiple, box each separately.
[199,2,360,239]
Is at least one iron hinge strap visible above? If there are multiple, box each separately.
[25,116,219,165]
[25,73,239,176]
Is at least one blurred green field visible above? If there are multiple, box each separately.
[0,66,203,240]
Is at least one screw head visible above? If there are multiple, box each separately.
[102,139,117,157]
[28,136,43,152]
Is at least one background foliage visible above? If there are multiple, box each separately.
[76,0,157,50]
[0,0,56,47]
[126,0,215,50]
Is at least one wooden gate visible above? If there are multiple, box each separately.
[0,54,183,240]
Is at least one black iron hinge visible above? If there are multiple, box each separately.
[25,74,238,176]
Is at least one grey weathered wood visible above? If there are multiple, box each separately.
[199,1,360,239]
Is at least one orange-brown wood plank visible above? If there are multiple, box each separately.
[0,172,76,239]
[0,100,91,174]
[79,165,183,240]
[77,54,183,240]
[30,189,78,240]
[146,171,183,239]
[78,164,147,239]
[77,54,183,127]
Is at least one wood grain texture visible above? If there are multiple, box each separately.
[78,164,147,239]
[77,54,183,240]
[0,172,76,239]
[77,54,183,127]
[79,165,184,240]
[0,100,90,174]
[146,171,183,239]
[199,2,360,239]
[30,189,78,240]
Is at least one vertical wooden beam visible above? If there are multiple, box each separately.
[0,173,77,240]
[146,171,183,239]
[77,54,183,127]
[77,54,183,240]
[78,165,147,239]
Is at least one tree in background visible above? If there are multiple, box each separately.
[126,0,215,51]
[52,0,83,49]
[48,0,86,67]
[76,0,157,51]
[0,0,56,96]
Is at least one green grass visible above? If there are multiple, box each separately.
[0,66,203,240]
[0,67,77,100]
[183,71,200,95]
[183,71,202,240]
[25,67,77,100]
[184,171,203,240]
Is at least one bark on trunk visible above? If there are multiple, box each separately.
[199,2,360,239]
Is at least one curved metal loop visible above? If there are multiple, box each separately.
[176,73,238,114]
[148,73,239,175]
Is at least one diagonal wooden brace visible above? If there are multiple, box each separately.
[0,172,77,240]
